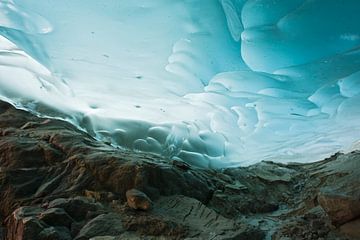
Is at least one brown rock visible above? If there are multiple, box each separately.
[84,190,117,202]
[339,218,360,239]
[318,190,360,225]
[5,207,47,240]
[126,189,153,211]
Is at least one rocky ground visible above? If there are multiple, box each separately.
[0,100,359,240]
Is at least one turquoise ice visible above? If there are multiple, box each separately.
[0,0,359,167]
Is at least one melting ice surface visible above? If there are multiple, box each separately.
[1,0,360,168]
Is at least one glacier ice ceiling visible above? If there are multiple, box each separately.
[1,0,360,168]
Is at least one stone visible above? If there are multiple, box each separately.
[38,226,72,240]
[38,208,74,228]
[339,218,360,239]
[5,206,75,240]
[224,182,248,193]
[126,189,153,211]
[12,206,43,219]
[153,195,263,239]
[90,237,116,240]
[248,162,295,183]
[70,221,86,237]
[75,213,124,240]
[5,213,47,240]
[84,190,117,202]
[48,197,101,221]
[318,190,360,225]
[171,159,191,171]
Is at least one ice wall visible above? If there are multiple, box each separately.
[0,0,360,167]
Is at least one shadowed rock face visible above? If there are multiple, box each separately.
[0,100,359,240]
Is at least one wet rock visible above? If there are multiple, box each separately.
[126,189,153,211]
[75,213,124,240]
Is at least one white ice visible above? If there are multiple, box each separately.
[0,0,359,168]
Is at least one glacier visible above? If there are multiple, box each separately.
[0,0,360,168]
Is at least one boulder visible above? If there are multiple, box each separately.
[339,218,360,239]
[48,197,102,221]
[126,189,153,211]
[5,207,47,240]
[318,190,360,225]
[38,208,74,228]
[38,226,72,240]
[75,213,124,240]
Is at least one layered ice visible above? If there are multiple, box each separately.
[0,0,360,167]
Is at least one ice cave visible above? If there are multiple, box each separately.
[1,0,360,168]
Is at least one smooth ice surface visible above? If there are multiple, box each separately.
[0,0,360,167]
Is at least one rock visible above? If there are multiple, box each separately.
[13,217,47,240]
[5,206,75,240]
[5,207,47,240]
[231,226,265,240]
[89,237,116,240]
[318,190,360,225]
[38,208,74,228]
[20,121,41,130]
[75,213,124,240]
[224,181,248,193]
[121,213,187,237]
[84,190,117,202]
[126,189,153,211]
[248,162,295,183]
[48,197,102,221]
[153,195,263,239]
[38,226,72,240]
[70,221,86,237]
[171,159,191,171]
[315,152,360,226]
[339,218,360,239]
[11,206,43,219]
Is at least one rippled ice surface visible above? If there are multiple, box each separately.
[0,0,360,167]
